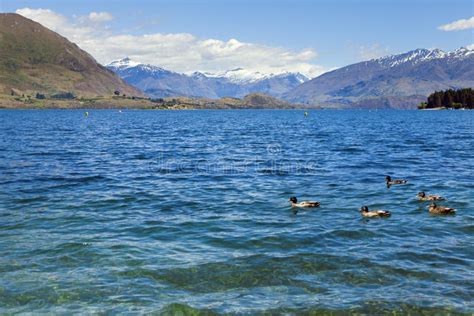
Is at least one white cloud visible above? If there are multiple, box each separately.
[16,7,107,44]
[16,7,326,77]
[87,11,113,23]
[438,16,474,31]
[358,44,390,60]
[467,44,474,50]
[16,8,68,31]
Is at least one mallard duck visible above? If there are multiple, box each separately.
[386,175,407,186]
[288,197,320,208]
[360,206,391,217]
[417,191,446,201]
[428,203,456,215]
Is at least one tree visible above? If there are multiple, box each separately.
[444,92,453,107]
[51,92,75,99]
[417,102,427,109]
[423,88,474,109]
[434,92,442,107]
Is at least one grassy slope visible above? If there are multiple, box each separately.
[0,93,306,109]
[0,13,143,98]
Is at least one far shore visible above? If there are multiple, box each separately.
[420,107,447,110]
[420,107,471,110]
[0,96,314,110]
[0,95,167,110]
[0,94,314,110]
[1,95,471,110]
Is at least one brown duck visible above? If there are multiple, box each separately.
[428,203,456,215]
[417,191,446,201]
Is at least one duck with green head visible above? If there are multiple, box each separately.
[417,191,446,201]
[288,197,320,208]
[360,206,391,218]
[386,175,407,187]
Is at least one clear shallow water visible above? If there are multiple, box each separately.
[0,109,473,314]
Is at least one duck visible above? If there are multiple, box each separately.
[386,175,407,186]
[428,203,456,215]
[288,197,320,208]
[416,191,446,201]
[359,206,391,218]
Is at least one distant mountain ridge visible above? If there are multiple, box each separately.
[191,67,309,84]
[284,47,474,109]
[373,48,472,68]
[107,58,310,99]
[2,12,471,109]
[0,13,143,98]
[109,47,474,109]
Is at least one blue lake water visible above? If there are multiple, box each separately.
[0,109,473,314]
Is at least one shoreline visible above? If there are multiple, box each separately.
[1,97,471,110]
[0,95,312,110]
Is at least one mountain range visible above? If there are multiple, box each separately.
[285,47,474,108]
[106,58,309,99]
[1,12,472,109]
[0,13,142,98]
[108,47,473,109]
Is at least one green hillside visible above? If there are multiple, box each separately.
[0,13,143,98]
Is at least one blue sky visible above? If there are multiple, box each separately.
[1,0,473,76]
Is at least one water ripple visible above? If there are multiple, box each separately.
[0,109,473,313]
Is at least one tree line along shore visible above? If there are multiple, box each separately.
[418,88,474,110]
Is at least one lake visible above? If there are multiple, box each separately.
[0,109,473,314]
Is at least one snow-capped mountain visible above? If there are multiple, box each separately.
[192,68,309,84]
[285,47,474,108]
[107,58,218,98]
[446,47,474,59]
[106,58,310,99]
[372,47,473,68]
[107,58,172,80]
[106,57,141,70]
[374,48,447,68]
[191,68,271,84]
